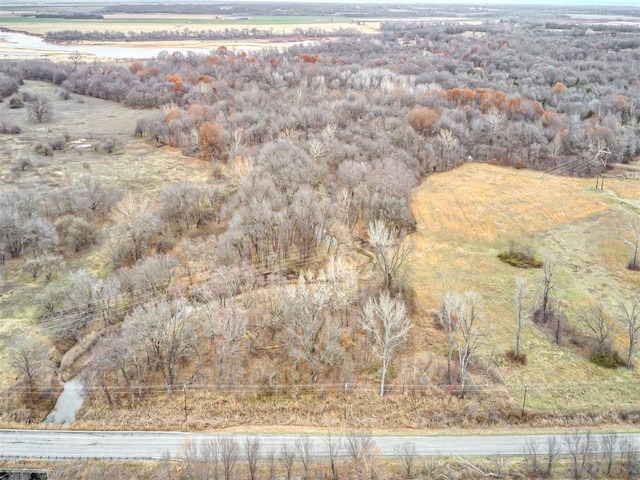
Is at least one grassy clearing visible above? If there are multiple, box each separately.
[0,81,208,197]
[410,162,640,415]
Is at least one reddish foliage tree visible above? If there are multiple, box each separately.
[408,106,440,135]
[165,108,182,125]
[166,73,184,94]
[199,121,227,162]
[300,53,320,63]
[552,82,566,95]
[129,62,143,74]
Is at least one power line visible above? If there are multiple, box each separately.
[8,248,355,338]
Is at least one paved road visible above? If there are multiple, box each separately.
[1,430,639,461]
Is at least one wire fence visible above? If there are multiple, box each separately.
[3,379,640,416]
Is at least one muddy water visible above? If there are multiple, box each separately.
[44,377,84,426]
[0,30,216,59]
[0,30,287,60]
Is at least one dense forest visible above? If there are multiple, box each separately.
[0,12,639,437]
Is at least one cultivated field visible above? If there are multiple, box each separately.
[0,15,378,36]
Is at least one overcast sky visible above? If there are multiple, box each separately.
[17,0,640,4]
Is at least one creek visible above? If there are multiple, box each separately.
[44,376,84,426]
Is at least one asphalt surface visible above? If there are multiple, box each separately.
[1,429,639,461]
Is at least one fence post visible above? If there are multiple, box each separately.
[343,383,348,421]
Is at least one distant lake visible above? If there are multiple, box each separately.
[0,30,273,60]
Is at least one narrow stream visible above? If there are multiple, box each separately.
[44,377,84,426]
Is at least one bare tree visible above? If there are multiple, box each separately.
[580,302,612,354]
[584,137,611,189]
[524,440,542,478]
[623,219,640,271]
[485,106,506,154]
[539,254,557,324]
[438,290,462,384]
[202,438,221,480]
[225,155,254,190]
[220,437,239,480]
[161,182,222,234]
[78,174,118,214]
[361,292,412,396]
[63,268,99,337]
[367,219,412,291]
[244,437,261,480]
[123,299,195,394]
[267,450,277,480]
[295,435,313,480]
[279,442,296,480]
[457,291,482,395]
[8,335,53,408]
[284,271,343,383]
[395,442,417,479]
[564,430,597,479]
[545,436,560,477]
[622,436,639,480]
[21,253,63,281]
[22,217,59,256]
[346,431,377,480]
[182,438,220,480]
[110,193,161,264]
[620,293,640,369]
[55,215,97,252]
[202,304,247,385]
[327,430,341,480]
[601,433,619,478]
[129,253,180,295]
[68,50,81,67]
[27,96,52,123]
[514,274,527,358]
[308,138,327,162]
[437,128,459,168]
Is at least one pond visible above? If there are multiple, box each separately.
[44,376,84,426]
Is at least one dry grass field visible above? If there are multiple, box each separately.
[0,81,209,196]
[411,162,640,414]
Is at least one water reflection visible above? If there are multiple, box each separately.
[0,30,276,60]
